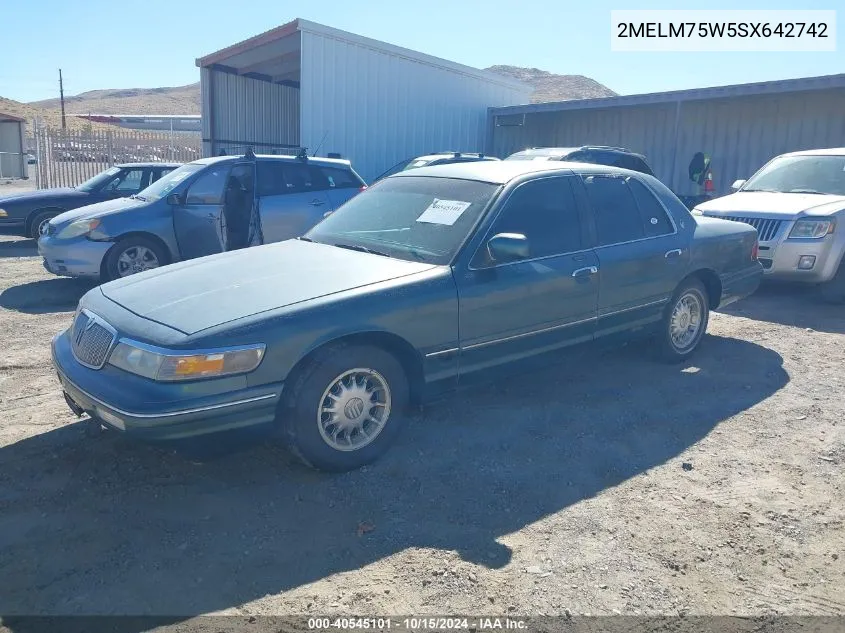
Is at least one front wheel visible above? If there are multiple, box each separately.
[819,260,845,304]
[657,279,710,362]
[104,236,168,281]
[280,345,409,472]
[28,210,59,239]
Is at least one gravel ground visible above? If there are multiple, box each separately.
[0,230,843,625]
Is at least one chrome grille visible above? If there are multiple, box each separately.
[706,214,783,242]
[71,310,116,369]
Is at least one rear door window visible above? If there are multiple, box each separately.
[582,175,645,246]
[627,177,674,236]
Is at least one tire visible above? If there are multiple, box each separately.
[280,344,410,472]
[28,209,59,239]
[819,260,845,304]
[657,279,710,363]
[104,236,169,281]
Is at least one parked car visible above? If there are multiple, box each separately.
[506,146,654,175]
[38,153,367,281]
[506,146,718,211]
[52,160,762,471]
[26,154,37,165]
[0,163,180,238]
[693,148,845,303]
[374,151,499,181]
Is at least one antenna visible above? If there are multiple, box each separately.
[312,131,328,157]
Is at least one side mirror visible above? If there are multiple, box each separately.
[487,233,529,264]
[165,192,182,205]
[731,179,746,191]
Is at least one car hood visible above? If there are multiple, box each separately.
[0,187,85,205]
[696,191,845,219]
[50,197,146,226]
[98,239,437,335]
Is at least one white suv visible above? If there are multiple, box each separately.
[693,148,845,303]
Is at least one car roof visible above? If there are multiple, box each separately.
[392,159,629,184]
[193,154,352,167]
[781,147,845,157]
[115,162,183,168]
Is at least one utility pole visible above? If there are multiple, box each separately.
[59,69,66,130]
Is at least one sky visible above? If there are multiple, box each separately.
[0,0,841,103]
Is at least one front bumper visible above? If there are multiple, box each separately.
[38,234,112,278]
[759,233,842,283]
[51,330,283,441]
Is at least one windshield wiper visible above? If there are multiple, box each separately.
[129,194,147,201]
[740,188,779,193]
[297,236,314,242]
[787,188,826,195]
[332,242,390,257]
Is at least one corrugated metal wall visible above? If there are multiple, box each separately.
[201,67,300,156]
[0,120,25,179]
[299,29,529,182]
[490,88,845,196]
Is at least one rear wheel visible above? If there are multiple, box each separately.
[280,344,409,472]
[819,260,845,304]
[104,236,168,281]
[657,279,710,362]
[28,210,59,239]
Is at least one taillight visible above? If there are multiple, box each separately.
[751,240,759,261]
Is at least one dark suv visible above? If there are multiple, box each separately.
[505,146,655,176]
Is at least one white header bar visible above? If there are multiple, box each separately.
[611,10,837,52]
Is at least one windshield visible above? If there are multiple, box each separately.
[305,176,500,265]
[137,163,204,200]
[742,155,845,196]
[76,167,121,192]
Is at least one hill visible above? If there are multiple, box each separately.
[485,65,617,102]
[3,66,615,133]
[30,83,201,115]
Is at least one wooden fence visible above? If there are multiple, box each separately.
[33,127,202,189]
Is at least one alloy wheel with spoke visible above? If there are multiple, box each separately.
[669,291,703,350]
[116,245,160,277]
[317,368,391,452]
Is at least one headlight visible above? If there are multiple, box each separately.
[57,218,101,239]
[108,341,265,381]
[0,208,8,218]
[789,219,834,239]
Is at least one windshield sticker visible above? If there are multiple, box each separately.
[416,199,472,226]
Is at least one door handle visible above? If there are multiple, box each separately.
[309,199,325,206]
[572,266,598,278]
[665,249,682,259]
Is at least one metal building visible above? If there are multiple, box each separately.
[0,113,26,180]
[196,18,530,181]
[488,73,845,197]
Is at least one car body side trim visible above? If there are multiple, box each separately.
[424,347,459,358]
[599,298,669,318]
[461,316,597,351]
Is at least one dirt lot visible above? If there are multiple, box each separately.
[0,229,843,624]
